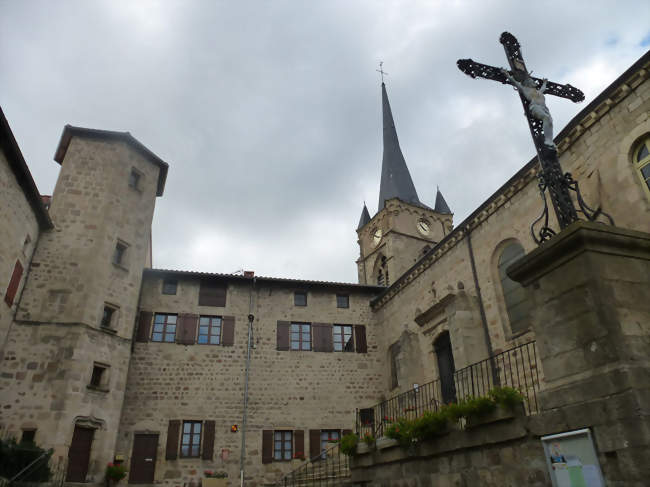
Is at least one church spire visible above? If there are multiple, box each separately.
[378,82,421,210]
[357,202,371,230]
[434,187,452,214]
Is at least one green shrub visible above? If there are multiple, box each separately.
[412,410,448,440]
[362,433,375,447]
[489,386,525,409]
[106,463,127,482]
[441,402,465,423]
[339,433,359,456]
[460,396,497,419]
[0,438,52,482]
[385,417,416,447]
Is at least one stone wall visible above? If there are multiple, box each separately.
[0,148,40,353]
[116,274,383,486]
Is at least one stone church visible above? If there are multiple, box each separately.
[0,47,649,487]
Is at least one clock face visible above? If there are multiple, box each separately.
[417,219,430,235]
[372,228,382,246]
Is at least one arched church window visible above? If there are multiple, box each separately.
[633,136,650,199]
[375,256,390,286]
[498,243,532,335]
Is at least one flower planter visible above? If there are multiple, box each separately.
[202,478,228,487]
[375,437,399,450]
[356,442,371,454]
[465,403,522,429]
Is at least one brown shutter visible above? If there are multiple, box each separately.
[4,260,23,307]
[312,323,333,352]
[309,430,321,460]
[294,430,304,459]
[198,280,227,307]
[262,430,273,464]
[354,325,367,353]
[221,316,235,346]
[177,314,198,345]
[202,420,215,460]
[165,420,180,460]
[135,311,153,343]
[277,321,290,351]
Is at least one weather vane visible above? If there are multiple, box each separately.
[457,32,613,244]
[376,61,388,83]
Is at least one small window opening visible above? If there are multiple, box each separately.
[20,429,36,444]
[101,305,116,329]
[90,365,106,388]
[162,279,178,295]
[336,294,349,308]
[128,169,141,190]
[294,291,307,306]
[113,242,127,266]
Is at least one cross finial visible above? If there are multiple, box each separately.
[376,61,388,83]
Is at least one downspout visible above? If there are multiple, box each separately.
[464,228,498,384]
[239,276,256,487]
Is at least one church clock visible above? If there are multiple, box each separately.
[417,219,430,235]
[372,228,382,246]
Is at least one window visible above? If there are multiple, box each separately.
[290,323,311,351]
[198,316,222,344]
[113,241,127,266]
[151,313,177,342]
[162,279,178,295]
[89,363,108,389]
[128,168,141,190]
[336,294,349,308]
[273,431,292,461]
[498,243,532,335]
[634,137,650,197]
[181,421,202,458]
[320,430,340,457]
[375,256,389,286]
[389,342,401,389]
[101,304,117,329]
[20,429,36,444]
[333,325,354,352]
[294,291,307,306]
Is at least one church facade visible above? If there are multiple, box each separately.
[0,50,649,486]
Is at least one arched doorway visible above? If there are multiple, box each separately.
[434,331,456,404]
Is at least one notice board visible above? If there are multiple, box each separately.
[541,429,605,487]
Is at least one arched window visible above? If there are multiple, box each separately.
[634,137,650,199]
[498,243,532,335]
[375,255,389,286]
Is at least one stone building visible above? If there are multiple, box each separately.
[0,48,649,486]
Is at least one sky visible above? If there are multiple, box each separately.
[2,0,649,283]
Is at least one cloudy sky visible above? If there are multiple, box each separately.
[2,1,649,282]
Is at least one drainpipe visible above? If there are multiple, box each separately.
[464,228,498,384]
[239,277,256,487]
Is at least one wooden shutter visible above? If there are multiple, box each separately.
[165,420,180,460]
[4,260,23,307]
[309,430,320,460]
[221,316,235,346]
[312,323,333,352]
[354,325,367,353]
[198,280,227,307]
[277,321,290,351]
[294,430,304,459]
[202,420,215,460]
[262,430,273,464]
[135,311,153,343]
[177,314,198,345]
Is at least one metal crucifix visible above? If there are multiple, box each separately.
[457,32,612,243]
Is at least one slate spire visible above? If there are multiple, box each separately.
[434,187,452,214]
[357,202,371,230]
[378,82,421,210]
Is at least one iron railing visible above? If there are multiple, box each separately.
[356,341,540,438]
[276,440,350,486]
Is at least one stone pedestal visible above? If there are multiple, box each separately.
[508,221,650,484]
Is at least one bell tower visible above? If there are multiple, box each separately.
[356,82,453,285]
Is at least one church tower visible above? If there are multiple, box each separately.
[357,82,453,285]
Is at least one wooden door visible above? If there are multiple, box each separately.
[66,426,94,482]
[129,434,159,484]
[434,332,457,404]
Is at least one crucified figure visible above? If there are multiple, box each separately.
[502,69,555,147]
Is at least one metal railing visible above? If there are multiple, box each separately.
[357,341,540,438]
[277,441,350,486]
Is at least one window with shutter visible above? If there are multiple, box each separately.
[354,325,367,353]
[4,259,23,307]
[180,421,202,457]
[135,311,153,343]
[165,420,180,460]
[262,430,273,464]
[312,323,333,352]
[221,316,235,346]
[333,325,353,352]
[198,316,222,344]
[151,314,177,342]
[202,421,215,460]
[177,314,198,345]
[273,431,292,461]
[199,280,227,307]
[290,323,311,351]
[293,430,304,460]
[276,321,290,351]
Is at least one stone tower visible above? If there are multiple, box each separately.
[357,83,453,285]
[3,127,167,480]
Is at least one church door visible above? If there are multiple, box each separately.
[66,426,94,482]
[129,434,158,483]
[434,332,457,404]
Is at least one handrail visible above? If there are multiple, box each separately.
[276,440,349,486]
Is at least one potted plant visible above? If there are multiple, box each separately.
[105,463,127,487]
[202,470,228,487]
[339,432,359,456]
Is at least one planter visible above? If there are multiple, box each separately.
[375,437,399,450]
[356,442,371,454]
[202,478,228,487]
[465,403,521,429]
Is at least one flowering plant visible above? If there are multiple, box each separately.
[203,470,227,478]
[292,451,306,460]
[105,463,127,483]
[362,433,375,447]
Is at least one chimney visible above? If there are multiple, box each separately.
[243,271,255,278]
